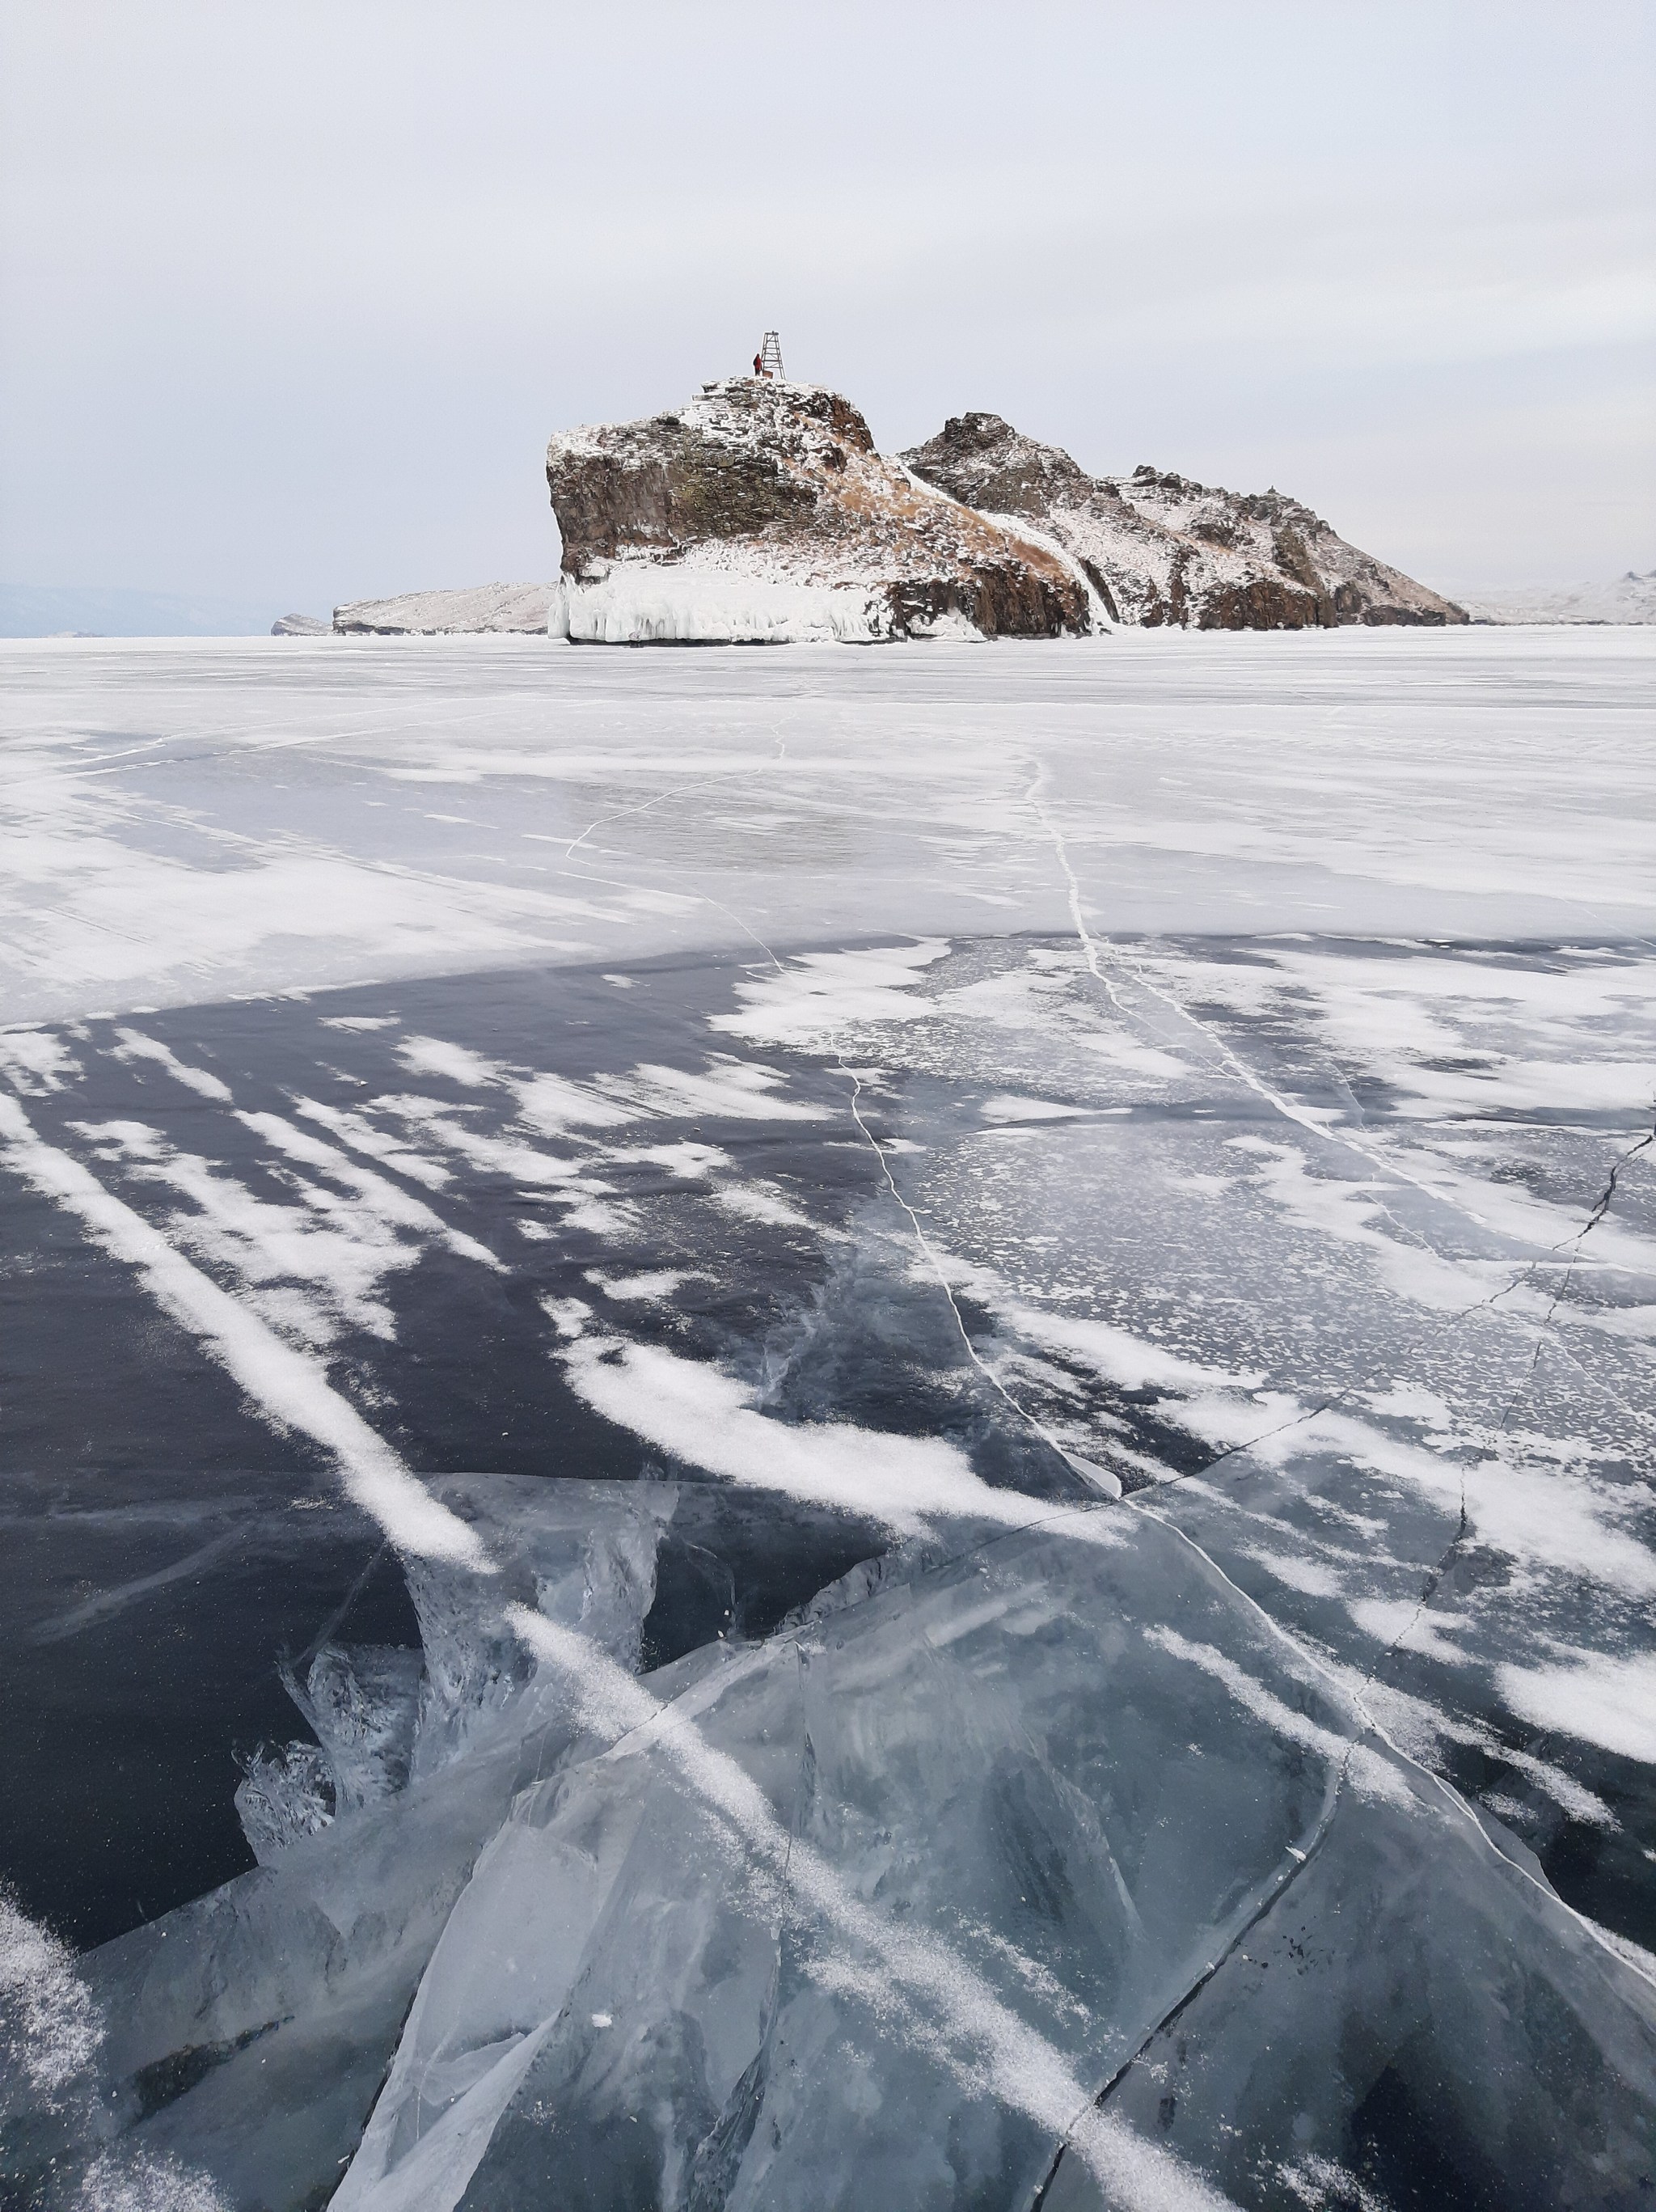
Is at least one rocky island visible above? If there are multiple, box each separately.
[315,375,1468,641]
[543,378,1092,642]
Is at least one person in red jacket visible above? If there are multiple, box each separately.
[753,349,767,378]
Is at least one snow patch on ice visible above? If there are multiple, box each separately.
[0,1094,485,1565]
[0,1028,82,1096]
[558,1332,1117,1542]
[1498,1652,1656,1765]
[614,1059,830,1123]
[294,1096,454,1186]
[1004,1301,1265,1397]
[711,1182,814,1229]
[585,1267,706,1303]
[236,1110,502,1272]
[513,1071,636,1135]
[397,1036,503,1089]
[0,1887,101,2098]
[957,1258,1656,1613]
[598,1140,731,1180]
[70,1116,420,1345]
[712,941,952,1047]
[1226,1139,1487,1313]
[1278,2153,1391,2212]
[978,1093,1091,1123]
[1348,1597,1474,1660]
[76,2148,231,2212]
[109,1027,234,1101]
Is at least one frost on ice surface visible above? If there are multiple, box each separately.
[1,629,1654,2209]
[0,1890,101,2101]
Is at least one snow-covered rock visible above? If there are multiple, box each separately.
[1455,571,1656,624]
[902,413,1468,629]
[270,612,331,637]
[545,380,1093,644]
[332,584,557,636]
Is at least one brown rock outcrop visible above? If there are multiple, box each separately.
[545,381,1092,644]
[902,415,1467,630]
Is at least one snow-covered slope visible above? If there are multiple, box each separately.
[545,379,1092,644]
[332,583,557,636]
[1456,572,1656,625]
[903,414,1467,629]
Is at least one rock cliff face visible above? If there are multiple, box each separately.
[902,414,1467,630]
[545,380,1092,643]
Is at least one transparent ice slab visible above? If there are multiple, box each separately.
[335,1507,1654,2211]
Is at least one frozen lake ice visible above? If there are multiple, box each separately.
[1,628,1652,2210]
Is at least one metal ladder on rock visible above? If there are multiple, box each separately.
[758,331,785,381]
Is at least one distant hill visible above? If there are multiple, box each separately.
[1454,573,1656,626]
[331,583,557,635]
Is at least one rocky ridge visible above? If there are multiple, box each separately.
[543,379,1092,643]
[902,412,1467,628]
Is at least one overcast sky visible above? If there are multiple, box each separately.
[2,0,1652,612]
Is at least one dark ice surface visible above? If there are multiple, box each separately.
[0,1475,414,1948]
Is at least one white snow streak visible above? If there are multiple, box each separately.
[0,1095,484,1566]
[559,1332,1122,1542]
[1498,1652,1656,1766]
[110,1028,233,1102]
